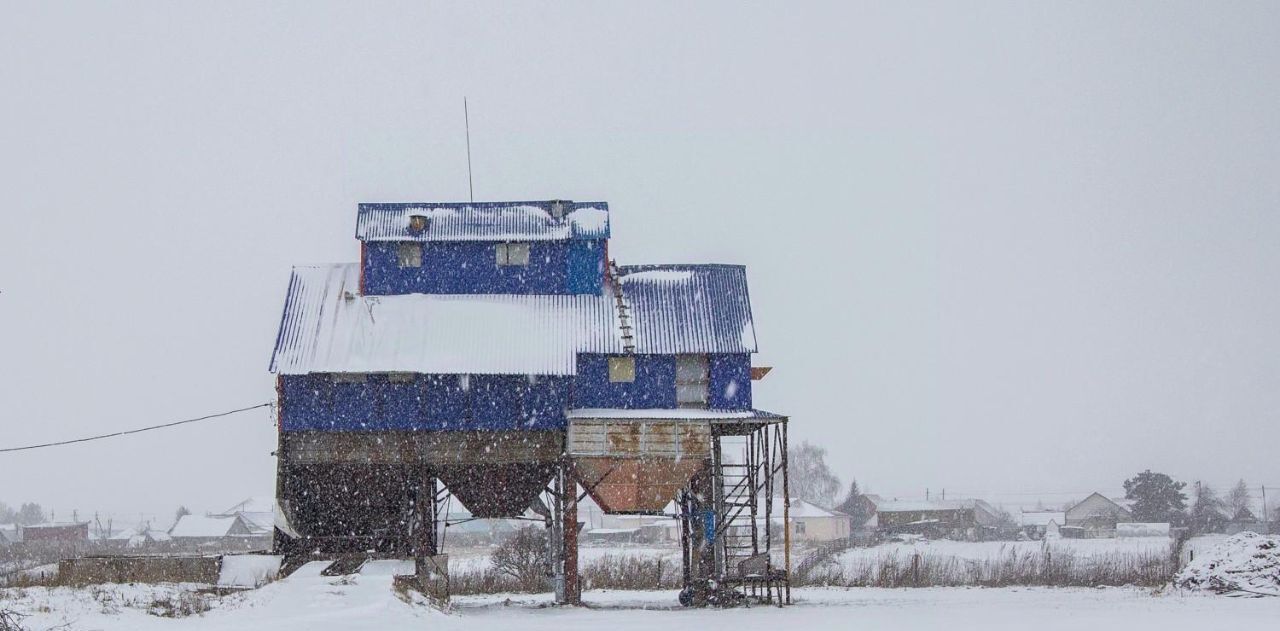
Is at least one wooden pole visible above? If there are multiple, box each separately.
[564,475,580,604]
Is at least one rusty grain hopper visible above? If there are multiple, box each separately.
[568,413,711,514]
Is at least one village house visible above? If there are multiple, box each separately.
[19,522,89,544]
[785,500,853,543]
[1063,493,1133,538]
[865,496,1001,540]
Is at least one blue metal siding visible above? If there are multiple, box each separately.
[363,240,576,295]
[566,240,605,295]
[708,353,752,410]
[573,354,677,409]
[279,373,571,431]
[425,375,469,428]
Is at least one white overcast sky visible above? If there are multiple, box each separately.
[1,1,1278,521]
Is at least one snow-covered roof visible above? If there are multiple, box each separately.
[1019,511,1065,527]
[270,263,757,375]
[355,201,610,242]
[235,512,275,535]
[169,515,235,538]
[219,497,274,516]
[787,500,847,519]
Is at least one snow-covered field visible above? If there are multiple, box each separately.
[3,558,1278,631]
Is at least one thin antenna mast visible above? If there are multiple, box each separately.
[464,97,474,203]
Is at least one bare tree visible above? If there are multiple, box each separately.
[489,527,550,592]
[1227,479,1255,521]
[788,441,841,508]
[14,503,44,526]
[1188,482,1227,534]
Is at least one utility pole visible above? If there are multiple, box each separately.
[1262,485,1269,534]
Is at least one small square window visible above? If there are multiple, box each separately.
[397,242,423,268]
[608,356,636,383]
[496,242,531,266]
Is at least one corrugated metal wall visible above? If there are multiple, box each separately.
[363,239,605,296]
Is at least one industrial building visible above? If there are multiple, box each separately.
[268,200,791,605]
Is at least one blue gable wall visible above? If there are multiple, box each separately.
[708,353,752,410]
[279,373,572,431]
[363,239,604,296]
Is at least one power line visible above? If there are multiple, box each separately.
[0,403,272,453]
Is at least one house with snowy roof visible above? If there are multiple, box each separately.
[865,495,1001,540]
[268,199,786,565]
[1064,493,1133,537]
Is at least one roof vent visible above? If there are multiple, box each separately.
[549,199,573,219]
[408,214,430,233]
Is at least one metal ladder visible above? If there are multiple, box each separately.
[608,260,636,353]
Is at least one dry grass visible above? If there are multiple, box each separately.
[796,547,1176,588]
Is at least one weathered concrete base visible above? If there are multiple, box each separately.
[58,555,221,586]
[393,554,449,604]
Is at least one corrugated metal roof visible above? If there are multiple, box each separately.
[355,201,610,242]
[270,262,757,375]
[617,264,758,354]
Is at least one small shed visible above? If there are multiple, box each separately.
[1019,511,1066,539]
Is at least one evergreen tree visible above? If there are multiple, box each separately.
[1122,470,1187,523]
[835,479,872,527]
[0,502,14,524]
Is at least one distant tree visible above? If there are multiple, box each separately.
[835,479,872,527]
[174,505,192,522]
[15,502,45,526]
[1188,483,1227,534]
[1227,479,1255,521]
[0,502,14,524]
[787,442,841,508]
[991,505,1019,531]
[1123,470,1187,523]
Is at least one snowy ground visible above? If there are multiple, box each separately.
[3,559,1278,631]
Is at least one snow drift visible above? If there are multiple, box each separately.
[1173,532,1280,596]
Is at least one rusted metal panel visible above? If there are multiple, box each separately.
[574,457,706,514]
[567,419,711,459]
[568,418,712,513]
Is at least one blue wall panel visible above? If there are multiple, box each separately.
[573,354,677,409]
[708,353,752,410]
[279,373,572,431]
[364,240,610,296]
[566,240,605,295]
